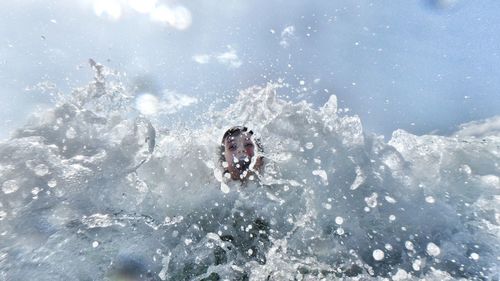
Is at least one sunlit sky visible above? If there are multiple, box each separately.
[1,0,499,138]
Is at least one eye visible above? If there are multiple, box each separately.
[229,144,237,150]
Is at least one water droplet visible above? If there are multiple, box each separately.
[373,249,384,261]
[2,180,19,194]
[220,182,230,194]
[393,269,408,280]
[31,187,42,195]
[365,192,378,208]
[425,196,435,204]
[312,169,328,183]
[405,241,414,251]
[350,166,366,190]
[385,196,397,204]
[412,259,423,271]
[336,227,344,235]
[47,179,57,188]
[389,214,396,221]
[459,164,472,175]
[470,252,479,260]
[426,242,440,257]
[92,241,99,248]
[335,216,344,225]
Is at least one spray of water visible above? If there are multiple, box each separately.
[0,63,498,280]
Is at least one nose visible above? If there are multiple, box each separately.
[235,147,247,158]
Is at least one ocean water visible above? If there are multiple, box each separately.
[0,65,498,280]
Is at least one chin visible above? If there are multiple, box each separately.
[229,169,252,181]
[226,157,263,181]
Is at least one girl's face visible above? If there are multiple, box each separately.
[223,132,256,180]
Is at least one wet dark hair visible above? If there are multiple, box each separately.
[219,126,263,169]
[221,126,253,144]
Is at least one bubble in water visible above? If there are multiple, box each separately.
[0,210,6,221]
[305,142,314,149]
[65,127,77,139]
[2,180,19,194]
[47,179,57,188]
[426,242,441,257]
[470,252,479,260]
[34,164,49,177]
[184,238,193,245]
[389,215,396,221]
[425,196,435,204]
[335,216,344,225]
[373,249,384,261]
[322,203,332,210]
[385,244,393,251]
[92,241,99,248]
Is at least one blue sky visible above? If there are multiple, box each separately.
[1,0,499,138]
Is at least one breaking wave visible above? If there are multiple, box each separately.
[0,64,498,280]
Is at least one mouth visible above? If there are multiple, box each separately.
[234,157,251,172]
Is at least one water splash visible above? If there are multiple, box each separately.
[0,66,498,280]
